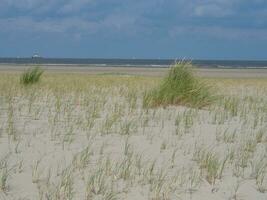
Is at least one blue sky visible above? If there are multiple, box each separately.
[1,0,267,59]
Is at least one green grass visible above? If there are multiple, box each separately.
[143,61,215,108]
[20,67,44,85]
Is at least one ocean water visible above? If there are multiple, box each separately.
[0,58,267,68]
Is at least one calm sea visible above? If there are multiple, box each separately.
[0,58,267,68]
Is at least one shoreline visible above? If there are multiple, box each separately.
[0,64,267,78]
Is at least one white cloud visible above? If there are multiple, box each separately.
[58,0,94,14]
[0,17,97,34]
[188,0,237,17]
[169,25,267,40]
[193,4,233,17]
[0,13,137,36]
[1,0,95,13]
[1,0,267,41]
[2,0,55,10]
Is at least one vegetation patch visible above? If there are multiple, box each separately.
[20,67,44,85]
[143,61,215,108]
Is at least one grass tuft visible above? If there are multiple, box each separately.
[143,61,215,108]
[20,67,44,85]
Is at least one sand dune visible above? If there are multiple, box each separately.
[0,71,266,200]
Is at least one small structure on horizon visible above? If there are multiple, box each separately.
[32,53,42,59]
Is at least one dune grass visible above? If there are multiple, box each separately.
[20,67,44,85]
[0,72,266,199]
[143,61,215,108]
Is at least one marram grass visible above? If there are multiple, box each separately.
[143,61,215,108]
[20,67,44,85]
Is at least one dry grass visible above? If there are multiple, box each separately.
[0,72,266,199]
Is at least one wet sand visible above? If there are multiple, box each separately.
[0,64,267,78]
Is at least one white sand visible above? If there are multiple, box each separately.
[0,74,266,199]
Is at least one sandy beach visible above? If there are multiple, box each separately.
[2,0,267,199]
[0,67,266,200]
[1,64,267,78]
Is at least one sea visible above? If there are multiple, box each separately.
[0,58,267,69]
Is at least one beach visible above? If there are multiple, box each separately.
[1,64,267,78]
[0,66,266,200]
[2,0,267,198]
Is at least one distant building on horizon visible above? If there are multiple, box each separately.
[32,53,42,59]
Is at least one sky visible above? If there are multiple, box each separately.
[0,0,267,59]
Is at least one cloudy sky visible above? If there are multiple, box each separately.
[1,0,267,59]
